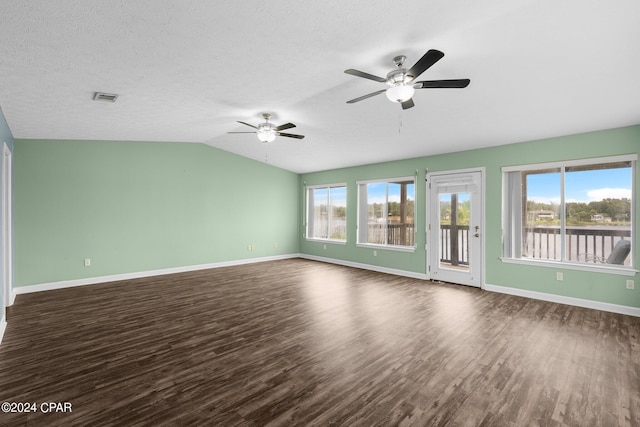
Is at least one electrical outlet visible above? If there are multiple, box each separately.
[556,272,563,281]
[323,244,327,250]
[84,258,91,267]
[274,242,278,249]
[627,280,634,290]
[373,250,377,257]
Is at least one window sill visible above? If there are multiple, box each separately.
[306,238,346,245]
[356,243,416,253]
[500,257,638,276]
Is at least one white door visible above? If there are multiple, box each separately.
[427,170,483,287]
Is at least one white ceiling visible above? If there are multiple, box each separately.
[1,1,639,173]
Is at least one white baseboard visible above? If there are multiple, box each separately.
[0,317,6,345]
[11,254,638,318]
[300,254,428,280]
[484,283,640,317]
[14,254,301,295]
[9,289,15,306]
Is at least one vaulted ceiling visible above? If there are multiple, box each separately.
[1,1,639,173]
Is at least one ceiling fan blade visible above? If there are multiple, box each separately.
[407,49,444,80]
[227,131,257,134]
[237,121,258,129]
[344,69,387,83]
[275,122,296,132]
[401,98,415,110]
[415,79,470,89]
[277,132,305,139]
[346,89,386,104]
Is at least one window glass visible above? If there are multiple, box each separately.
[564,162,632,264]
[366,182,386,245]
[307,185,346,242]
[359,178,415,248]
[310,187,329,239]
[328,186,347,240]
[523,169,561,260]
[503,157,634,268]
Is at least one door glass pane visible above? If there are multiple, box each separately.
[439,192,470,271]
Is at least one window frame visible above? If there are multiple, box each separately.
[501,154,637,275]
[305,183,347,244]
[356,176,416,252]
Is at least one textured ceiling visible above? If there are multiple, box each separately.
[0,0,639,173]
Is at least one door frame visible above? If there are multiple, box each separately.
[426,167,486,288]
[2,142,12,309]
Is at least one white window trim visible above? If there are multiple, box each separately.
[305,183,347,243]
[355,176,416,186]
[307,237,347,245]
[501,154,637,173]
[306,183,347,190]
[356,175,416,251]
[502,154,636,272]
[356,242,416,253]
[500,257,638,276]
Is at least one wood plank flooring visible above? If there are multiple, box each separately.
[0,258,638,426]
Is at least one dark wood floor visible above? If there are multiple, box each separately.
[0,259,638,426]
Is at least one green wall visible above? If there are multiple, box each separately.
[12,126,640,310]
[14,139,299,286]
[299,125,640,309]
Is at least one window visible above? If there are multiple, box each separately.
[306,184,346,242]
[503,155,635,270]
[357,177,415,249]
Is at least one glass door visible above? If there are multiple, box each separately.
[427,171,483,287]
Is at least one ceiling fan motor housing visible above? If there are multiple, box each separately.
[386,68,412,86]
[385,67,415,102]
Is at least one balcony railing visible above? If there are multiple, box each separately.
[439,224,470,265]
[439,225,631,266]
[523,226,631,264]
[367,223,631,267]
[367,223,415,247]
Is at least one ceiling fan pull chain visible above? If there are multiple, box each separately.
[399,110,402,134]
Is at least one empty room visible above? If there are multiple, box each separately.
[0,1,638,426]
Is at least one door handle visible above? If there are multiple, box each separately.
[474,233,480,238]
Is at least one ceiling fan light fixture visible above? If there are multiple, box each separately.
[385,84,415,103]
[257,124,276,142]
[229,114,304,142]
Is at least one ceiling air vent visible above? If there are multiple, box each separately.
[93,92,119,102]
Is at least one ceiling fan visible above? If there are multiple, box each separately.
[228,113,305,143]
[344,49,470,110]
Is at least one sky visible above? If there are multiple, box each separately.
[312,186,347,208]
[366,182,415,205]
[527,167,632,205]
[328,167,632,208]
